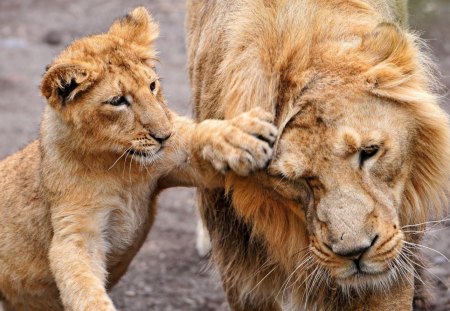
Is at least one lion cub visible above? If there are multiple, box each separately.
[0,7,277,311]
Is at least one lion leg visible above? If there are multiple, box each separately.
[223,284,281,311]
[0,301,11,311]
[413,263,432,310]
[349,277,414,311]
[195,216,211,256]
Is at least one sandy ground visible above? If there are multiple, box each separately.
[0,0,449,310]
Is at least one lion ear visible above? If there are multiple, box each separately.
[40,63,96,109]
[361,23,424,101]
[108,7,159,49]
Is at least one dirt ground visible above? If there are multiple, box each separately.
[0,1,449,310]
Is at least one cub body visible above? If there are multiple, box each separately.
[0,7,276,311]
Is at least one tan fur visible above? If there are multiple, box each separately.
[187,0,450,310]
[0,7,278,311]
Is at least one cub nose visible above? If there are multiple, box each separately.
[331,235,378,259]
[151,132,172,144]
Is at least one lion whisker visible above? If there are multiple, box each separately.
[244,258,272,282]
[402,256,430,290]
[403,225,449,235]
[401,247,428,270]
[296,264,319,306]
[247,265,277,295]
[291,245,311,257]
[401,217,450,229]
[304,265,324,309]
[396,253,420,288]
[277,254,315,306]
[402,246,449,287]
[278,254,313,302]
[289,256,316,294]
[403,241,450,263]
[290,254,314,283]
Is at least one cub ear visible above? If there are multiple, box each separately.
[40,63,96,108]
[361,23,423,100]
[108,7,159,48]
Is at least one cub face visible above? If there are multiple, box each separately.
[41,8,172,164]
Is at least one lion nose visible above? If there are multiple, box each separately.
[331,235,378,259]
[333,245,370,259]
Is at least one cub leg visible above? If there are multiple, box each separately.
[192,107,277,176]
[0,298,63,311]
[49,208,115,311]
[161,107,277,188]
[192,107,277,255]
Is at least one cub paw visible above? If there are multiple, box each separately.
[195,107,278,176]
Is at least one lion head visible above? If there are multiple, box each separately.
[40,7,172,165]
[226,22,450,292]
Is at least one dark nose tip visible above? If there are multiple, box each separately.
[332,235,378,259]
[151,132,172,144]
[333,245,371,259]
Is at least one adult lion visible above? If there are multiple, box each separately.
[186,0,450,310]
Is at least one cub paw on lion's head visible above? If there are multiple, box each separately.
[40,7,172,165]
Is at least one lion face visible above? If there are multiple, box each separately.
[224,22,449,293]
[270,91,416,286]
[40,8,171,164]
[226,22,449,292]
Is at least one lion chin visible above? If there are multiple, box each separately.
[313,231,408,290]
[335,271,397,290]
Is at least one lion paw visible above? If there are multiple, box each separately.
[195,108,278,176]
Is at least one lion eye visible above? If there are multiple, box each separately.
[149,81,157,94]
[359,146,379,167]
[109,96,129,106]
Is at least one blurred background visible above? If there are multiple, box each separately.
[0,1,448,310]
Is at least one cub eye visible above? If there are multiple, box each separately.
[109,96,129,106]
[149,81,157,94]
[359,146,379,167]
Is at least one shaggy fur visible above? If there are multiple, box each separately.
[0,7,278,311]
[187,0,450,310]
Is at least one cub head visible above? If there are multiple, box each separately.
[40,7,172,164]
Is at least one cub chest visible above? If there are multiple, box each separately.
[105,185,154,259]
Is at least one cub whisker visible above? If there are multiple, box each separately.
[108,147,132,171]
